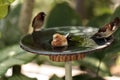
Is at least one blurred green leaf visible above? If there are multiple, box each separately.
[50,74,63,80]
[0,4,9,19]
[87,13,111,27]
[8,0,14,3]
[0,0,15,19]
[8,73,37,80]
[45,2,82,28]
[0,45,37,77]
[83,0,112,19]
[73,74,104,80]
[73,74,91,80]
[0,76,7,80]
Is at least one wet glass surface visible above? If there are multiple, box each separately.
[20,26,114,55]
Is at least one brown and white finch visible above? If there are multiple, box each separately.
[32,12,46,32]
[91,17,120,39]
[51,33,68,47]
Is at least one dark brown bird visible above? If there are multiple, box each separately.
[32,12,46,44]
[32,12,46,32]
[91,17,120,39]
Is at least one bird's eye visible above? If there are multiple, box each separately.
[98,35,101,37]
[111,23,114,27]
[43,14,46,16]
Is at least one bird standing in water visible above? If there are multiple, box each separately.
[91,17,120,41]
[51,33,68,47]
[32,12,46,32]
[32,12,46,43]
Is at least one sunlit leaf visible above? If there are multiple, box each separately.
[0,0,15,19]
[8,0,15,3]
[0,4,9,19]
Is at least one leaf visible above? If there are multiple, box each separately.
[0,0,15,19]
[0,45,37,77]
[68,34,96,48]
[73,74,104,80]
[0,4,9,19]
[8,0,14,3]
[87,13,111,27]
[45,2,82,28]
[50,74,63,80]
[8,73,37,80]
[0,76,7,80]
[73,74,92,80]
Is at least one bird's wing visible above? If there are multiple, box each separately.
[32,16,37,28]
[98,24,108,32]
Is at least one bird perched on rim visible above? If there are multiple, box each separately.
[32,12,46,32]
[91,17,120,40]
[32,12,46,44]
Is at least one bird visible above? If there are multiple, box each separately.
[51,33,68,47]
[32,12,46,32]
[91,17,120,40]
[32,12,46,44]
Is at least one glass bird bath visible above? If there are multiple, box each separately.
[20,26,114,80]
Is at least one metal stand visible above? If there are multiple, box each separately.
[65,61,72,80]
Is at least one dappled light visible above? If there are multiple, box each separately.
[9,51,16,57]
